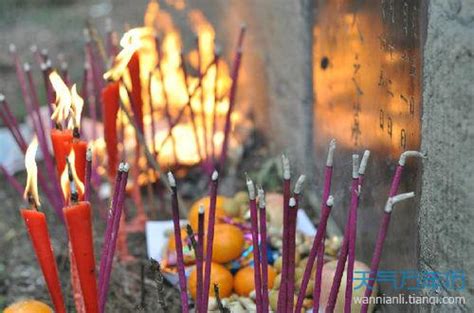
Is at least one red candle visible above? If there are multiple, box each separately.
[101,81,120,179]
[64,201,99,313]
[127,51,144,133]
[73,139,88,186]
[51,129,73,177]
[21,209,66,313]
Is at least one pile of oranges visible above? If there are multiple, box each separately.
[167,195,278,300]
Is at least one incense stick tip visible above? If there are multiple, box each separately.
[23,62,31,72]
[294,175,306,194]
[352,154,360,179]
[83,28,91,42]
[257,186,265,208]
[211,170,219,181]
[246,176,255,200]
[359,150,371,175]
[105,18,113,32]
[281,154,290,179]
[8,44,16,53]
[167,171,176,187]
[399,151,426,165]
[122,163,130,172]
[289,197,296,207]
[198,204,205,215]
[86,147,92,161]
[40,48,48,57]
[0,93,5,102]
[326,139,337,166]
[30,45,38,53]
[384,192,415,213]
[326,195,334,207]
[61,61,68,71]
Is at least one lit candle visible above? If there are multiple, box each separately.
[101,81,120,179]
[127,51,144,133]
[21,138,66,313]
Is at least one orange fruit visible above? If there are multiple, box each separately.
[4,300,53,313]
[188,262,234,300]
[188,195,229,231]
[234,265,277,296]
[167,228,188,252]
[208,224,245,263]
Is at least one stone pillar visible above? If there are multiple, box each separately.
[418,0,474,311]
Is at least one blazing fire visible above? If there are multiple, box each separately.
[100,0,243,169]
[24,137,40,207]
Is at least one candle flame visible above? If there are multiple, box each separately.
[60,149,85,201]
[69,84,84,130]
[49,71,72,126]
[103,40,140,82]
[24,137,40,207]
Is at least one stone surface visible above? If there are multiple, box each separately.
[418,0,474,312]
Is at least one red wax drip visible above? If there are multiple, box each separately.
[21,209,66,313]
[64,201,99,313]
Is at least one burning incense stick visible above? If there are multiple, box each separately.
[246,176,263,313]
[277,155,291,313]
[197,204,205,313]
[286,175,305,311]
[168,171,189,313]
[203,170,219,312]
[257,186,269,313]
[313,196,334,312]
[360,151,424,313]
[98,164,124,292]
[344,150,370,313]
[295,139,336,313]
[84,147,92,201]
[99,164,129,313]
[325,154,360,313]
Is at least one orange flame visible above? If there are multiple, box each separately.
[24,137,40,207]
[49,71,71,126]
[60,150,85,201]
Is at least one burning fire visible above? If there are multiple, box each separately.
[101,0,242,168]
[24,137,40,207]
[60,150,85,201]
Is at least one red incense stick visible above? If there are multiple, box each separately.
[344,150,370,313]
[168,172,189,313]
[313,196,334,312]
[257,187,269,313]
[295,139,336,312]
[325,154,360,313]
[196,205,205,313]
[202,170,219,312]
[246,177,263,313]
[277,155,290,313]
[360,151,424,313]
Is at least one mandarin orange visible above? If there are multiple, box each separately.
[188,195,229,231]
[233,265,277,296]
[188,262,234,300]
[207,224,245,263]
[4,300,53,313]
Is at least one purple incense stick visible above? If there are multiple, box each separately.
[218,25,245,170]
[202,170,219,313]
[0,165,24,196]
[287,175,305,312]
[99,164,129,313]
[313,196,334,313]
[246,177,263,313]
[277,155,291,313]
[325,154,360,313]
[168,172,189,313]
[344,150,370,313]
[257,187,269,313]
[196,205,205,313]
[294,139,336,313]
[98,164,124,294]
[360,151,424,313]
